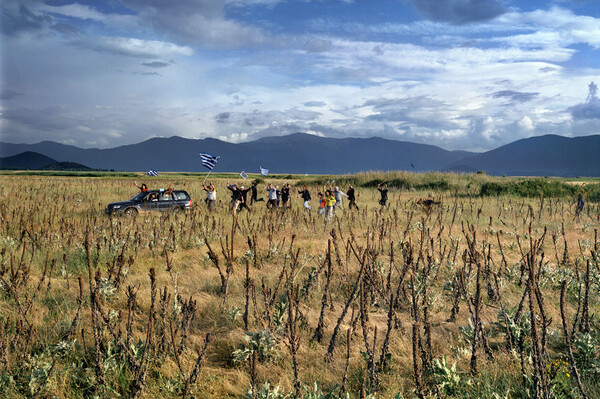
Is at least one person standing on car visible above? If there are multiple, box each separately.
[134,181,148,192]
[203,182,217,211]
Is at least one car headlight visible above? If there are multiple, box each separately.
[113,205,121,209]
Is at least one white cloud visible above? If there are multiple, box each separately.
[119,0,270,49]
[38,3,109,22]
[3,1,600,153]
[73,36,194,58]
[517,115,534,131]
[496,7,600,49]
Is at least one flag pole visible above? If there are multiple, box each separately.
[202,169,213,185]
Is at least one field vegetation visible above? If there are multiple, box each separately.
[0,171,599,398]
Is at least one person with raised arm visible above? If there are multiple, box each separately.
[298,185,311,211]
[377,183,388,208]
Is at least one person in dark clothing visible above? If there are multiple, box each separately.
[276,185,282,207]
[298,185,311,211]
[347,184,358,210]
[377,183,388,207]
[226,182,243,213]
[239,185,252,212]
[281,183,290,209]
[250,180,264,204]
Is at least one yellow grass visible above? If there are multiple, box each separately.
[0,173,599,398]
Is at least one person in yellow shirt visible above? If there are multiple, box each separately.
[324,189,336,221]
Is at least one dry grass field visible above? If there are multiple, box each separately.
[0,172,599,398]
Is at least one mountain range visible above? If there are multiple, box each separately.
[1,133,599,176]
[0,151,93,171]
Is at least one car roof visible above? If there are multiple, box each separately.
[146,189,188,193]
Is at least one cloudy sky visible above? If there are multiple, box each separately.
[2,0,600,151]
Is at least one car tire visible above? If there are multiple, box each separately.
[124,207,138,217]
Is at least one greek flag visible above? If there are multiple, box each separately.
[146,169,158,176]
[199,153,220,170]
[240,171,248,179]
[260,166,268,176]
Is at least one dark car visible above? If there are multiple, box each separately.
[105,189,192,216]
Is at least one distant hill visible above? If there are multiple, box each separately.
[0,133,474,174]
[0,151,94,171]
[444,135,600,176]
[40,162,93,171]
[1,133,599,176]
[0,151,57,170]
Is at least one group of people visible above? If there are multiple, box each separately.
[199,180,390,220]
[134,180,174,201]
[134,179,390,220]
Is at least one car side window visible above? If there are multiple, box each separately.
[159,192,173,201]
[173,192,187,200]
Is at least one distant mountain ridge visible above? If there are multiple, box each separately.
[1,133,599,176]
[445,134,600,177]
[0,151,57,170]
[0,151,93,171]
[0,133,474,174]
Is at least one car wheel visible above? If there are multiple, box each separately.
[124,207,138,217]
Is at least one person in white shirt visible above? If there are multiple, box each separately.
[203,182,216,211]
[266,183,278,210]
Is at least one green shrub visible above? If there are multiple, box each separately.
[480,179,579,198]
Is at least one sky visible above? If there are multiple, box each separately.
[2,0,600,152]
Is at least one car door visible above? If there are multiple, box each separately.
[158,191,174,211]
[173,191,190,209]
[140,192,160,212]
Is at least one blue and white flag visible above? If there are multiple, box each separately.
[146,169,158,176]
[199,153,220,170]
[240,171,248,179]
[260,166,268,176]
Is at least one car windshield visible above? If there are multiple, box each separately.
[131,192,149,201]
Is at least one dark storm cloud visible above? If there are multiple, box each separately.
[215,112,230,123]
[0,89,23,100]
[409,0,505,25]
[3,106,81,131]
[570,103,600,119]
[51,22,82,36]
[362,96,446,110]
[142,61,171,68]
[492,90,539,103]
[1,3,51,36]
[304,101,327,108]
[119,0,267,49]
[363,96,458,131]
[569,82,600,120]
